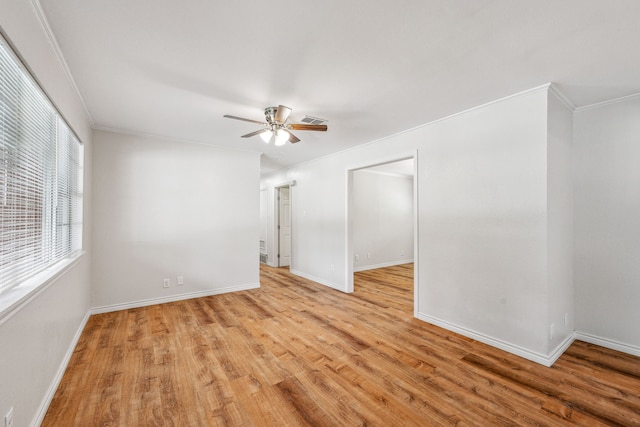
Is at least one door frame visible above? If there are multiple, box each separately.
[346,151,419,317]
[274,182,294,268]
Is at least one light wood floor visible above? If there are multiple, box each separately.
[44,264,640,426]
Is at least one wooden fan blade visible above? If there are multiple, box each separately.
[274,105,292,124]
[241,128,269,138]
[288,123,328,131]
[286,130,301,143]
[224,115,267,125]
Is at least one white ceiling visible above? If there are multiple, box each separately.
[39,0,640,175]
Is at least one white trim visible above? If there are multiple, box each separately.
[32,309,91,427]
[345,168,354,292]
[354,259,414,272]
[357,168,414,179]
[345,151,419,311]
[31,0,95,126]
[90,283,260,314]
[92,125,261,157]
[348,154,417,177]
[412,155,419,318]
[0,253,86,326]
[548,83,576,111]
[274,180,296,188]
[274,184,294,268]
[290,269,348,293]
[263,84,552,177]
[548,333,577,365]
[574,332,640,357]
[575,91,640,112]
[417,312,561,367]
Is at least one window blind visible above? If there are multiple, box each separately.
[0,36,83,295]
[55,121,83,260]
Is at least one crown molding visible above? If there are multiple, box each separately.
[271,84,554,176]
[575,91,640,113]
[548,83,576,111]
[31,0,94,126]
[92,125,261,157]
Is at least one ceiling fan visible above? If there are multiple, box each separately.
[224,105,327,146]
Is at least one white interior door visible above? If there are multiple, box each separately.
[278,186,291,267]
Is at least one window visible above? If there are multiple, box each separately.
[0,36,83,296]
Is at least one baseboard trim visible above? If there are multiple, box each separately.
[354,259,414,272]
[574,332,640,357]
[416,312,567,367]
[290,269,348,293]
[548,333,577,365]
[32,309,91,427]
[90,283,260,314]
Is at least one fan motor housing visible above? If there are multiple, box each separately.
[265,106,278,124]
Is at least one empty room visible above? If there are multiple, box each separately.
[1,1,639,426]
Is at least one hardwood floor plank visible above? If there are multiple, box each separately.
[563,340,640,380]
[462,351,640,425]
[43,263,640,426]
[295,367,385,426]
[240,387,309,426]
[276,375,335,426]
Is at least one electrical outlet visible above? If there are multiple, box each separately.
[163,278,170,288]
[5,407,14,427]
[550,323,555,340]
[355,254,359,261]
[177,276,184,286]
[330,264,335,272]
[367,252,372,259]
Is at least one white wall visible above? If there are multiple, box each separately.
[263,86,567,363]
[352,169,413,271]
[418,88,551,359]
[574,95,640,354]
[546,90,574,355]
[0,1,93,425]
[91,130,260,310]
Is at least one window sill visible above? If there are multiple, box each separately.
[0,252,86,326]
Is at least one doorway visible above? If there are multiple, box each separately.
[276,185,292,267]
[347,156,418,316]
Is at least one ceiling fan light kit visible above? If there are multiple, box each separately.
[260,128,289,146]
[224,105,327,145]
